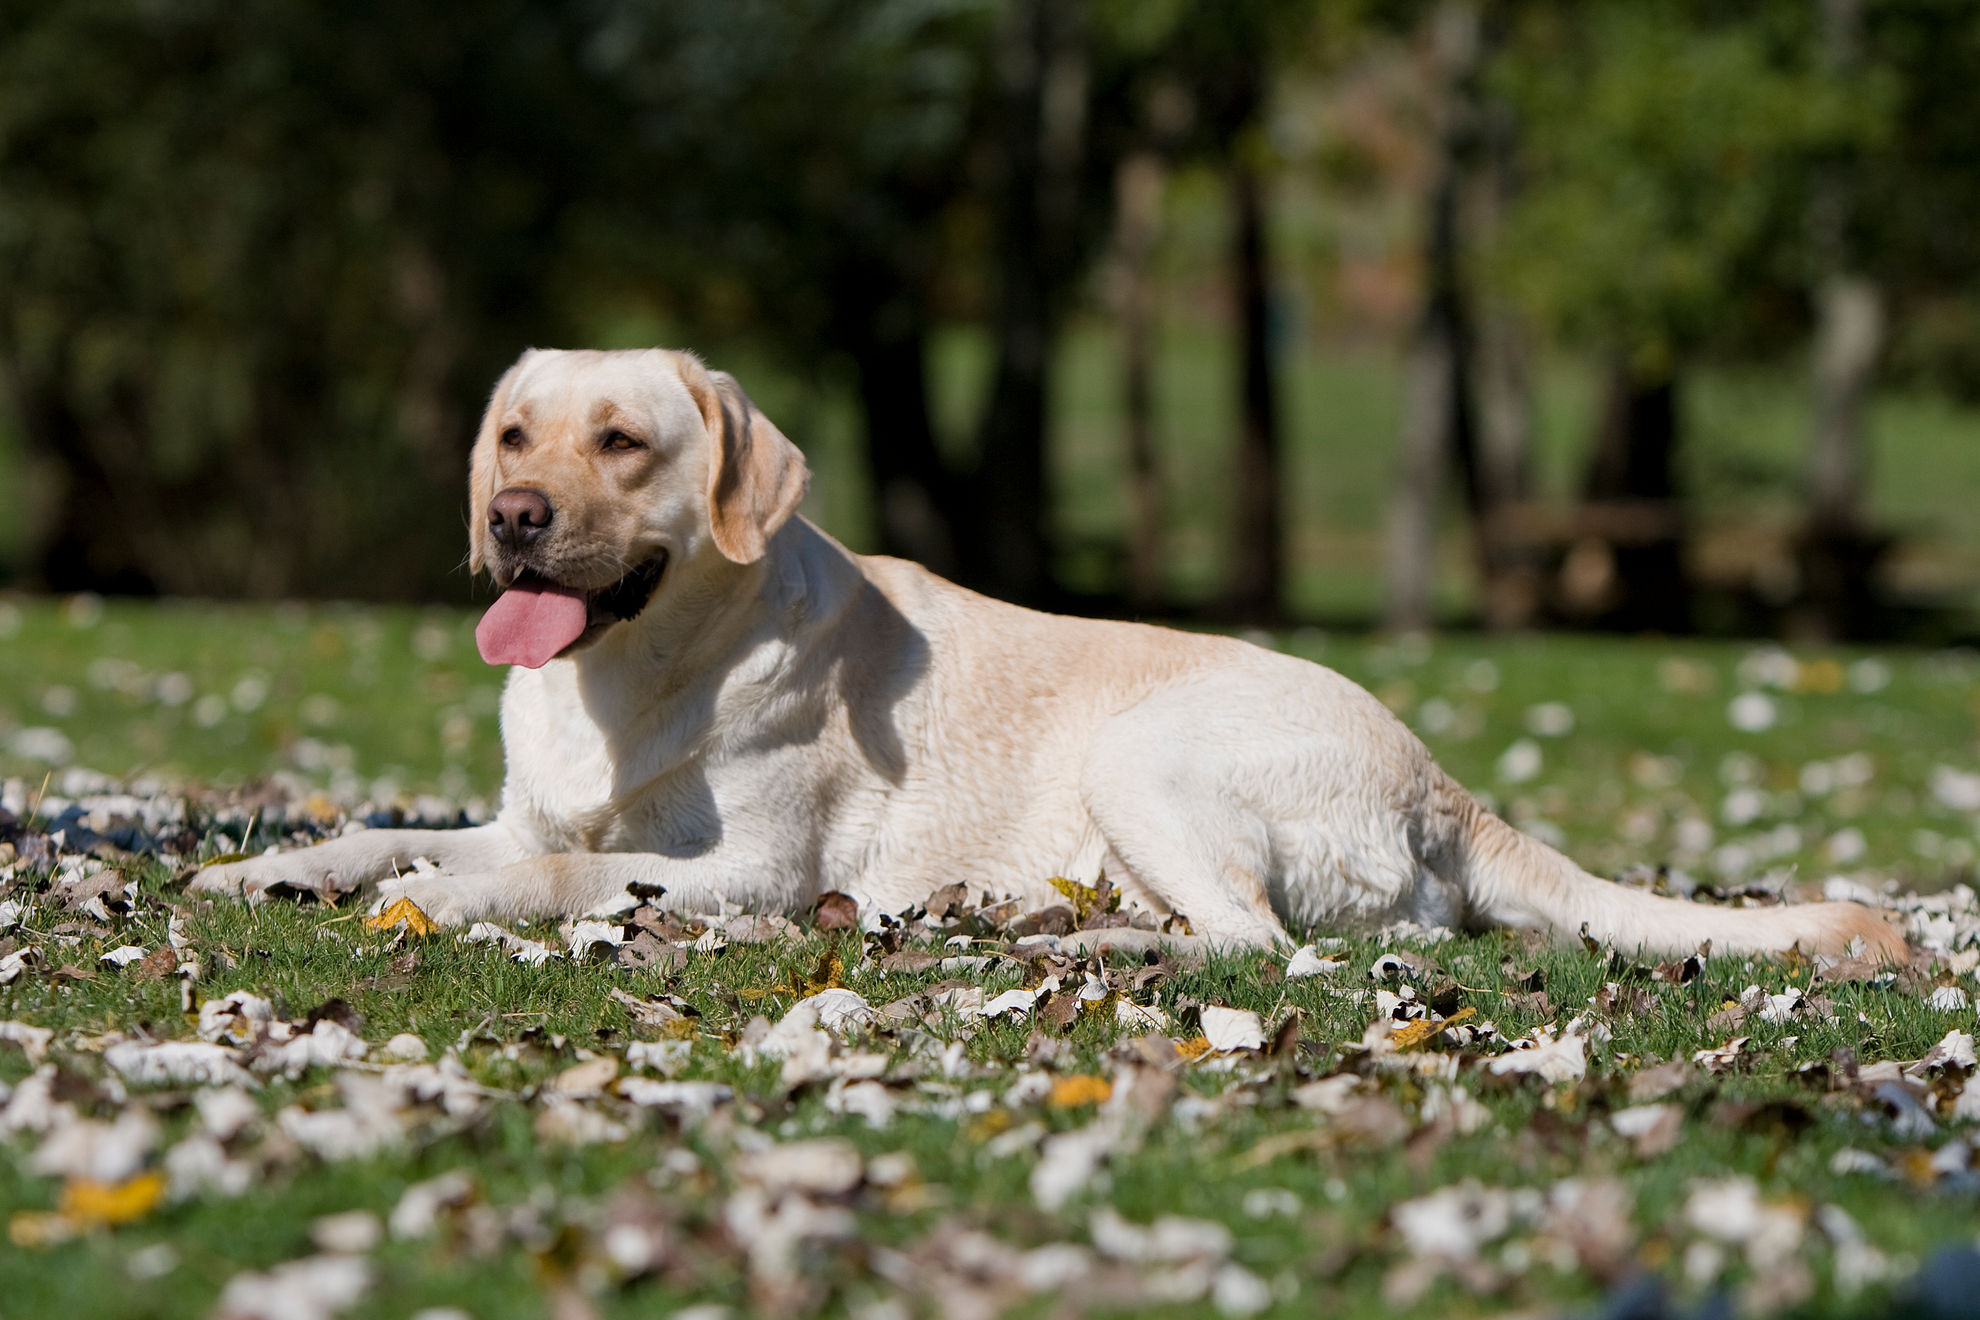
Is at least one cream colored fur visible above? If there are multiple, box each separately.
[194,348,1906,961]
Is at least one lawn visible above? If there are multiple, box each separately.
[3,598,1980,1318]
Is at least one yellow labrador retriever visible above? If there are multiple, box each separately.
[195,348,1905,960]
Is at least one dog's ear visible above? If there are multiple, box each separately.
[692,366,810,564]
[468,351,535,575]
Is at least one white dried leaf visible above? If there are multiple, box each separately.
[1199,1006,1264,1054]
[1485,1031,1586,1083]
[824,1078,897,1128]
[278,1076,408,1162]
[214,1254,371,1320]
[0,1067,64,1134]
[1290,1075,1362,1115]
[981,988,1038,1019]
[309,1210,382,1255]
[1089,1205,1233,1264]
[1212,1264,1272,1317]
[736,1137,863,1198]
[377,1034,428,1064]
[99,945,147,967]
[625,1039,691,1076]
[198,991,275,1045]
[565,919,624,960]
[389,1170,476,1239]
[1392,1181,1516,1260]
[1927,985,1971,1013]
[1692,1037,1750,1073]
[31,1107,158,1182]
[1683,1177,1805,1270]
[535,1097,631,1145]
[1030,1124,1115,1211]
[460,922,558,966]
[0,1020,55,1063]
[615,1078,733,1120]
[107,1040,257,1089]
[165,1132,255,1200]
[257,1020,369,1079]
[550,1056,619,1096]
[807,987,872,1035]
[195,1086,263,1142]
[1285,946,1345,978]
[1907,1028,1977,1078]
[929,985,986,1017]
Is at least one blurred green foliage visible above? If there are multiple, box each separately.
[3,0,1980,617]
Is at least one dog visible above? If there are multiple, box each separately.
[194,348,1906,962]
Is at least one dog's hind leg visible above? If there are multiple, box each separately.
[1076,703,1293,953]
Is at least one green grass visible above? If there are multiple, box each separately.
[5,602,1980,1317]
[1,874,1973,1318]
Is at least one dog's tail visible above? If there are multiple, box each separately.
[1444,783,1907,961]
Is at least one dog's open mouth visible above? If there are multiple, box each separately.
[475,553,667,669]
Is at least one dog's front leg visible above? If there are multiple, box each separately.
[373,851,751,928]
[189,824,532,902]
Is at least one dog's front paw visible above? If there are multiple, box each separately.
[189,851,346,901]
[375,874,483,929]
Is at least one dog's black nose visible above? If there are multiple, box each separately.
[489,487,553,548]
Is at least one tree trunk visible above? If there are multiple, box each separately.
[1793,0,1885,641]
[1467,8,1539,631]
[845,308,959,576]
[969,0,1086,605]
[1566,356,1689,633]
[1384,1,1481,633]
[1225,133,1283,621]
[23,386,161,597]
[1110,150,1166,608]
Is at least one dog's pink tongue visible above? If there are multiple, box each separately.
[476,581,588,668]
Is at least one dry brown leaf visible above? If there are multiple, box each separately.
[811,891,859,931]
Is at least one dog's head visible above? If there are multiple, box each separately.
[467,348,809,667]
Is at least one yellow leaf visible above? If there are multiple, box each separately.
[803,948,846,996]
[1048,1075,1113,1108]
[968,1110,1014,1142]
[200,853,250,868]
[1047,875,1120,923]
[1174,1035,1213,1061]
[8,1211,72,1248]
[1390,1006,1476,1052]
[58,1171,165,1228]
[364,896,437,937]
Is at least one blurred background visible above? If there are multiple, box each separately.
[5,0,1980,640]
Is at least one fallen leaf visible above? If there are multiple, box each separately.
[811,891,859,931]
[60,1170,166,1228]
[1391,1007,1475,1051]
[1199,1006,1265,1053]
[804,947,847,996]
[363,897,436,938]
[1049,1075,1113,1109]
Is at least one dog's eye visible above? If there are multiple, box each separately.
[500,426,526,448]
[602,430,645,452]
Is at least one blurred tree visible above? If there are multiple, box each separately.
[969,0,1090,602]
[1793,0,1886,641]
[1494,0,1859,631]
[581,0,997,581]
[1385,0,1484,634]
[0,0,613,599]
